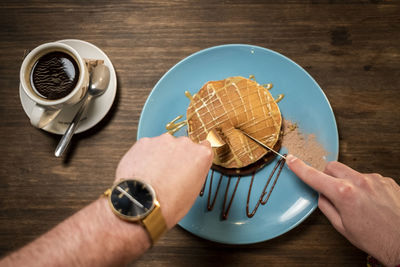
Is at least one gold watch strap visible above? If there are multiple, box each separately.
[142,200,167,244]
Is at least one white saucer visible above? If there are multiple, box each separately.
[19,39,117,134]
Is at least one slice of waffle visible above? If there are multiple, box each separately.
[187,76,282,169]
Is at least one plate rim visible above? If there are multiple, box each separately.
[137,44,339,244]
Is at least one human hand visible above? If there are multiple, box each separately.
[115,133,213,229]
[286,155,400,267]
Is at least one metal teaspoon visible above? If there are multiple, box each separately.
[55,64,110,157]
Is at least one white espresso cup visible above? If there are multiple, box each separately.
[20,42,89,128]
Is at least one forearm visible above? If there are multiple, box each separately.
[0,197,151,267]
[1,135,213,267]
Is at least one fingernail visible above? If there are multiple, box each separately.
[286,154,297,163]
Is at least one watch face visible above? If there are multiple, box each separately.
[110,180,155,220]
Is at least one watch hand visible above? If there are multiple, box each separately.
[116,186,144,209]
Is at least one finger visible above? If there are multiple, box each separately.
[199,140,214,166]
[324,161,362,181]
[318,194,345,234]
[286,154,341,201]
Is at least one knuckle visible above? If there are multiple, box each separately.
[383,177,396,186]
[364,172,383,179]
[337,182,355,200]
[356,174,369,188]
[381,178,390,187]
[202,146,214,161]
[389,178,400,189]
[193,144,213,164]
[364,172,387,187]
[371,173,383,179]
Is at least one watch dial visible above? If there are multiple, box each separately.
[110,180,155,218]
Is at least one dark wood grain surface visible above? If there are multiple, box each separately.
[0,0,399,266]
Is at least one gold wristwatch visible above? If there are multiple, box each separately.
[103,179,167,244]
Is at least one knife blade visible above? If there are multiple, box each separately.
[238,130,286,160]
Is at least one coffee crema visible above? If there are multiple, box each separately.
[30,51,79,100]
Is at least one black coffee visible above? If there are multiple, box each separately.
[30,51,79,100]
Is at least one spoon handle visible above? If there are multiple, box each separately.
[55,94,92,157]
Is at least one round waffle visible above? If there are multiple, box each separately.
[187,76,282,173]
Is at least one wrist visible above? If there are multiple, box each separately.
[114,176,175,229]
[97,197,151,259]
[103,178,169,245]
[146,182,176,229]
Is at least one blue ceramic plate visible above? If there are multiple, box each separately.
[137,44,338,244]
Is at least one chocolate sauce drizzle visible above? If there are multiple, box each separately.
[200,155,287,220]
[246,156,286,218]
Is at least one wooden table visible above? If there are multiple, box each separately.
[0,1,399,266]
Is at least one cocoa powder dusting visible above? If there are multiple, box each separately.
[282,119,328,171]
